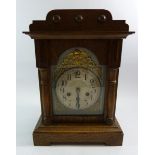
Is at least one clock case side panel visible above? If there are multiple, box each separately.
[34,40,53,125]
[103,39,123,124]
[34,39,123,125]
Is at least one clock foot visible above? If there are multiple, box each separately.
[33,116,123,146]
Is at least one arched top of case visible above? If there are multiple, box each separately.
[24,9,135,39]
[29,9,129,31]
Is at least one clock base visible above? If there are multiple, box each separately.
[33,116,123,146]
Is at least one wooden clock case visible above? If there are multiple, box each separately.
[24,9,134,146]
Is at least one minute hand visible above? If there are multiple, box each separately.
[76,87,80,109]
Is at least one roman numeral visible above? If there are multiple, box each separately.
[61,80,65,86]
[67,74,71,80]
[85,74,87,80]
[75,70,80,78]
[61,80,67,86]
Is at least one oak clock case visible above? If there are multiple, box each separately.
[23,9,134,146]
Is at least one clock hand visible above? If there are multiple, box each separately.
[76,87,80,109]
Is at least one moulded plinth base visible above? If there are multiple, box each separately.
[33,116,123,146]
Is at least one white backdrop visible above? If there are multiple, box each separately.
[16,0,137,155]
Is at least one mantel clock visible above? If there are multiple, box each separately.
[24,9,134,146]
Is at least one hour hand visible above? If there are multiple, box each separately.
[76,87,80,109]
